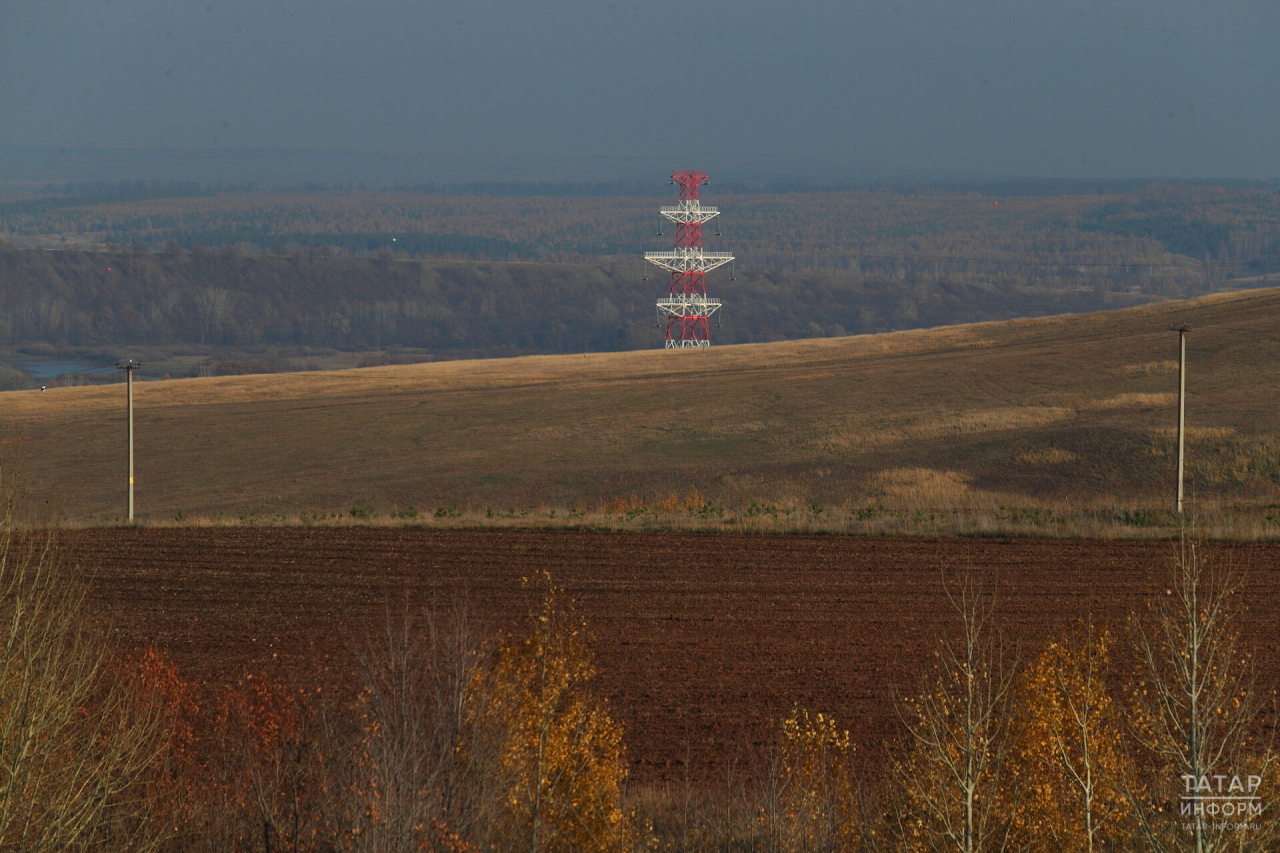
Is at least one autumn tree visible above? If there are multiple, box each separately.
[0,464,167,851]
[349,598,489,853]
[1128,538,1277,853]
[205,672,339,853]
[464,571,636,853]
[94,648,206,853]
[775,707,860,853]
[892,574,1018,853]
[1012,622,1130,853]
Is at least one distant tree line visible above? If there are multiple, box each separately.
[5,184,1280,288]
[0,248,1165,361]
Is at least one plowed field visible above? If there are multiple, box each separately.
[69,529,1280,783]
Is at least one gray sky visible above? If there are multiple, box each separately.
[2,0,1278,180]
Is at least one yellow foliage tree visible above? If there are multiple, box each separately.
[1012,623,1130,853]
[0,463,167,852]
[464,572,635,853]
[777,707,860,853]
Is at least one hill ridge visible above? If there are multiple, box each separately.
[5,286,1280,532]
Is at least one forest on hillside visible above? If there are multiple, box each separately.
[4,181,1280,290]
[3,180,1279,386]
[0,247,1163,385]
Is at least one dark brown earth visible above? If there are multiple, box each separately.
[69,529,1280,783]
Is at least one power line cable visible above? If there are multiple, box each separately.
[721,239,1280,271]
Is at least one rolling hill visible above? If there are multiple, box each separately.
[4,287,1280,532]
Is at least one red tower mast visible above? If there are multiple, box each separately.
[645,171,733,347]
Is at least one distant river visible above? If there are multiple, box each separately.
[15,360,109,379]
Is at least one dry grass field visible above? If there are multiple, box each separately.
[5,286,1280,534]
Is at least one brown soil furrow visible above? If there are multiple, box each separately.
[67,529,1280,782]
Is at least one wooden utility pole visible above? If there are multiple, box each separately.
[1171,326,1190,515]
[115,360,141,522]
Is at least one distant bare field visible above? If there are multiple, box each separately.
[6,287,1280,531]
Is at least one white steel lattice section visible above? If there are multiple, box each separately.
[656,296,723,316]
[643,249,734,274]
[659,201,721,225]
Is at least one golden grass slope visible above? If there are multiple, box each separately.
[5,287,1280,526]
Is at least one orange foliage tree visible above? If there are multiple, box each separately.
[100,647,205,853]
[200,672,341,853]
[464,572,636,853]
[1011,623,1130,853]
[775,707,860,853]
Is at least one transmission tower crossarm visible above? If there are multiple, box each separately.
[656,295,722,314]
[643,250,734,274]
[660,202,721,224]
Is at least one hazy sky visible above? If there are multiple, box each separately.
[3,0,1278,180]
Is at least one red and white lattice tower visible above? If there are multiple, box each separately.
[645,171,733,348]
